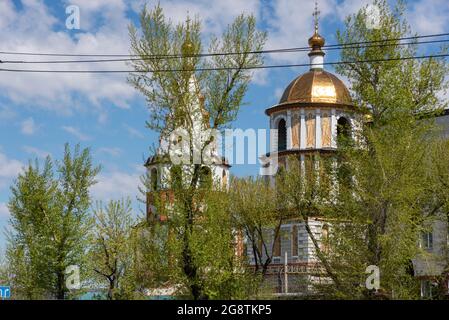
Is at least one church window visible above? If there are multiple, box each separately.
[337,116,351,146]
[151,168,158,191]
[277,118,287,151]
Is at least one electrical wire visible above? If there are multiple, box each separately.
[0,53,447,74]
[1,38,448,65]
[0,32,447,60]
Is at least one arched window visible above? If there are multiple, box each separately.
[337,117,351,146]
[277,118,287,152]
[150,168,158,191]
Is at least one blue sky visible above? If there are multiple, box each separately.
[0,0,447,251]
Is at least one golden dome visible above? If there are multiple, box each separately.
[278,70,352,105]
[308,32,325,49]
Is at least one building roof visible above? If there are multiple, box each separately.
[278,70,353,106]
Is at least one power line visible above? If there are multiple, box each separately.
[0,53,447,74]
[0,32,448,60]
[1,38,448,65]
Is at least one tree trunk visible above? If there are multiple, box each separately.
[108,278,115,300]
[181,164,208,300]
[57,271,65,300]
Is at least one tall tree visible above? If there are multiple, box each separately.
[89,199,135,300]
[299,0,449,298]
[229,176,288,279]
[335,0,448,122]
[128,4,266,299]
[6,144,100,299]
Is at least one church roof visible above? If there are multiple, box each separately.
[278,69,352,106]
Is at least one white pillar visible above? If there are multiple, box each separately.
[331,109,337,148]
[287,110,292,150]
[270,116,277,153]
[315,109,321,149]
[310,54,324,70]
[300,110,306,150]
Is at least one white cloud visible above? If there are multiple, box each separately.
[131,0,260,36]
[274,87,284,101]
[62,126,91,141]
[334,0,372,22]
[20,117,39,135]
[22,146,51,159]
[124,124,145,139]
[0,0,137,114]
[97,147,123,157]
[91,170,141,202]
[0,150,23,190]
[408,0,449,35]
[0,203,10,218]
[0,105,16,121]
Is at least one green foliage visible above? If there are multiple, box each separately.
[336,0,448,122]
[128,3,267,135]
[89,198,137,300]
[139,173,258,299]
[229,176,287,278]
[6,144,100,299]
[129,3,266,300]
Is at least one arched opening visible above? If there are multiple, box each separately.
[277,118,287,152]
[337,117,351,145]
[150,168,158,191]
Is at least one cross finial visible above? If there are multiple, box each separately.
[313,0,320,34]
[186,11,191,30]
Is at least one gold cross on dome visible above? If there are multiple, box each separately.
[313,0,320,33]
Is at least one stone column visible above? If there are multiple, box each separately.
[331,109,337,148]
[270,116,277,153]
[286,110,292,150]
[315,109,321,149]
[300,110,306,149]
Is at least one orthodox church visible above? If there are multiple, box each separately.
[247,10,361,295]
[144,6,449,298]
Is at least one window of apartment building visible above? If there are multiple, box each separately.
[421,231,433,251]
